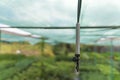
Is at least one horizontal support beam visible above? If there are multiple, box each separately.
[0,26,120,29]
[80,35,120,36]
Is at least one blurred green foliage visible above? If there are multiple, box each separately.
[0,54,74,80]
[1,42,120,80]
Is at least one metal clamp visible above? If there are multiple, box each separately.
[72,54,80,72]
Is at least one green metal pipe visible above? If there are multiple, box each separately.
[0,31,1,53]
[110,40,114,80]
[94,45,97,65]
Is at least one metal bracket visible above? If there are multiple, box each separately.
[72,54,80,72]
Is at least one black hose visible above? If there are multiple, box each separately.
[77,0,82,23]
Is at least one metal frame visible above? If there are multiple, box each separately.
[0,26,120,29]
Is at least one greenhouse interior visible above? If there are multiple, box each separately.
[0,0,120,80]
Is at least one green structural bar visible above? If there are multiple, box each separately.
[110,40,114,80]
[94,44,97,65]
[0,30,1,53]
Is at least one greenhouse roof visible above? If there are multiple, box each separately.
[0,0,120,45]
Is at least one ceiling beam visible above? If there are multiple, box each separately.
[0,26,120,29]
